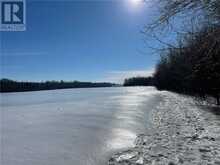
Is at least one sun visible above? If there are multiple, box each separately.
[128,0,143,10]
[129,0,142,6]
[124,0,145,13]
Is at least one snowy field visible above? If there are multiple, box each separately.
[1,87,159,165]
[109,91,220,165]
[1,87,220,165]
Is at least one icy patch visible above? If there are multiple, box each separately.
[107,128,136,150]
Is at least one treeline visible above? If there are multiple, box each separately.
[0,79,117,93]
[154,25,220,105]
[150,0,220,105]
[123,77,154,86]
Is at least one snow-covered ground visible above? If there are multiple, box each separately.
[1,87,159,165]
[109,91,220,165]
[1,88,220,165]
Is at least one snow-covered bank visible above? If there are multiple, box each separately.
[108,91,220,165]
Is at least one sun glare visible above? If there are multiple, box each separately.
[128,0,144,11]
[130,0,142,6]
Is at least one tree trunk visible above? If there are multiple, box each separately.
[216,94,220,106]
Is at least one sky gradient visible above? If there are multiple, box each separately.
[1,0,159,83]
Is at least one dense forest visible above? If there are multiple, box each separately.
[123,77,154,86]
[0,79,117,93]
[154,26,220,105]
[144,0,220,105]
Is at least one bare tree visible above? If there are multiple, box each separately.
[145,0,220,32]
[146,0,220,105]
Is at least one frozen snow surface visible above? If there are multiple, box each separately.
[1,87,159,165]
[109,91,220,165]
[1,87,220,165]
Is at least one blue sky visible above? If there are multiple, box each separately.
[1,0,160,83]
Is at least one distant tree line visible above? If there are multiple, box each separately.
[0,79,117,93]
[123,77,154,86]
[145,0,220,105]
